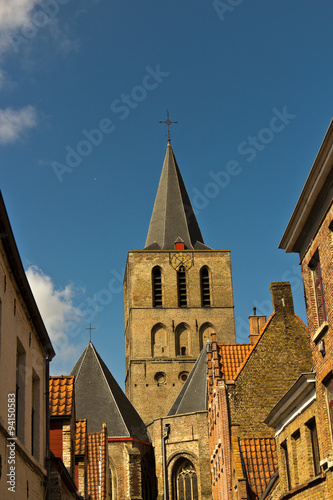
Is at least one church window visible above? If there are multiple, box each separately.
[200,267,211,307]
[172,458,198,500]
[199,323,214,351]
[154,372,166,385]
[179,372,188,383]
[152,267,162,307]
[177,266,187,307]
[175,324,190,356]
[152,324,167,357]
[309,252,326,326]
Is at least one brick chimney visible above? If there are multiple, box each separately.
[270,282,294,315]
[248,307,266,344]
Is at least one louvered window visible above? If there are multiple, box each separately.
[177,267,187,307]
[200,267,211,307]
[152,267,162,307]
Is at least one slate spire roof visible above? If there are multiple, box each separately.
[145,141,209,250]
[70,342,149,442]
[168,342,209,416]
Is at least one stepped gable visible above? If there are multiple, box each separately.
[70,342,149,441]
[168,343,209,416]
[145,141,210,250]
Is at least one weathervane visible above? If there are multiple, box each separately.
[159,109,178,142]
[86,324,96,342]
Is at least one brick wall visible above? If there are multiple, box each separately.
[229,283,312,437]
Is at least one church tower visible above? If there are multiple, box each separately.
[124,140,236,424]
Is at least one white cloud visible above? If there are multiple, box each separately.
[0,0,38,30]
[0,105,37,144]
[26,265,85,374]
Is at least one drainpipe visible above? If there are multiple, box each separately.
[162,423,170,500]
[45,355,50,500]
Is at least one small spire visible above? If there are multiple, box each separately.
[86,324,96,342]
[159,109,178,142]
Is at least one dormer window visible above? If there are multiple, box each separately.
[152,267,162,307]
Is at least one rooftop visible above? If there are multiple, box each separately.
[49,376,74,417]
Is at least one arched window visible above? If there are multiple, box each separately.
[151,324,167,357]
[177,266,187,307]
[199,323,214,351]
[172,458,198,500]
[175,324,190,356]
[152,267,162,307]
[200,266,211,307]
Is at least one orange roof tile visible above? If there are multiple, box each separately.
[49,376,74,417]
[75,419,87,456]
[239,437,277,499]
[218,344,252,380]
[87,424,107,500]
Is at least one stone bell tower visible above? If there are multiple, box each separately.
[124,139,236,424]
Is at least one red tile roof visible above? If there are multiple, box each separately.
[239,437,277,499]
[49,376,74,417]
[219,344,252,380]
[87,424,107,500]
[75,419,87,456]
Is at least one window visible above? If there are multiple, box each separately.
[172,459,198,500]
[177,267,187,307]
[151,324,167,357]
[175,324,190,356]
[200,267,211,307]
[152,267,162,307]
[325,376,333,440]
[309,252,326,325]
[16,339,26,443]
[306,419,320,476]
[281,440,291,491]
[31,371,40,460]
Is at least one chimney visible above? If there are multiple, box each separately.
[270,282,294,315]
[248,307,266,344]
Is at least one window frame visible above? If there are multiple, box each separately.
[309,252,327,326]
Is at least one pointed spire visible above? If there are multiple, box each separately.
[145,142,209,250]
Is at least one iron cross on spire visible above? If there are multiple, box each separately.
[86,324,96,342]
[159,109,178,142]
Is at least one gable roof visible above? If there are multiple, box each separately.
[168,343,209,416]
[219,344,252,381]
[70,342,149,441]
[239,437,277,499]
[145,141,209,250]
[87,424,107,500]
[49,376,74,417]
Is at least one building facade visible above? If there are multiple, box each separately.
[0,191,55,499]
[277,118,333,498]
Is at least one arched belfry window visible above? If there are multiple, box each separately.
[172,458,198,500]
[200,266,211,307]
[152,267,162,307]
[177,266,187,307]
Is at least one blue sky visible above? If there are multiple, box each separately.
[1,1,332,386]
